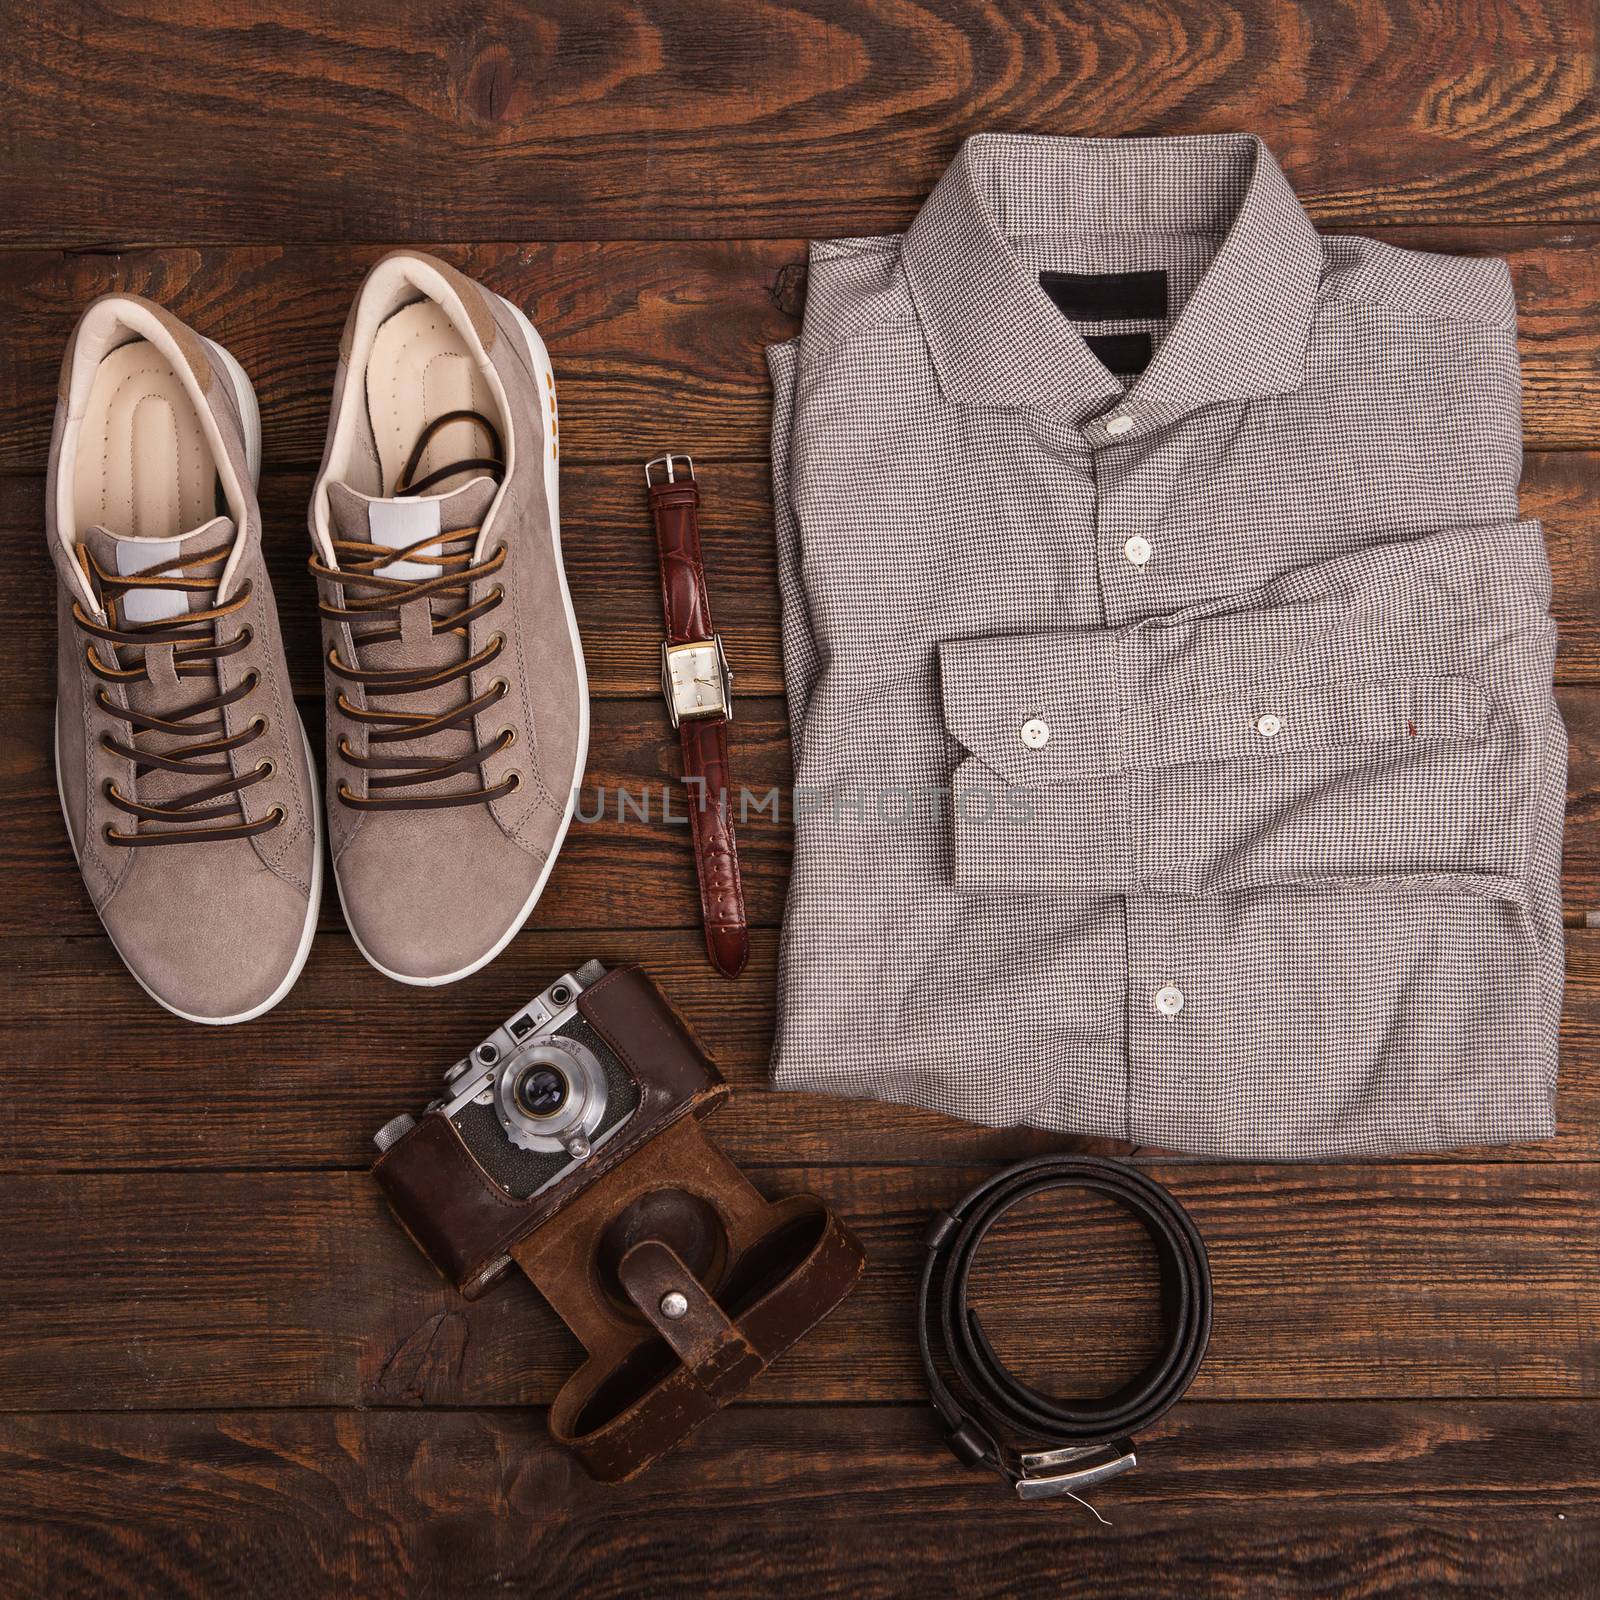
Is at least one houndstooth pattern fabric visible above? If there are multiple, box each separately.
[765,132,1565,1160]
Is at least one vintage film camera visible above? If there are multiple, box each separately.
[372,961,864,1482]
[374,961,643,1201]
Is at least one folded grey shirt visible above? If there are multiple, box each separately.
[764,131,1564,1160]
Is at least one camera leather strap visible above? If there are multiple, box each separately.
[617,1238,764,1399]
[646,454,749,978]
[919,1155,1211,1501]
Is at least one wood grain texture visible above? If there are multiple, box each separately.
[0,242,798,470]
[6,4,1600,1594]
[0,1406,1595,1600]
[2,1,1598,243]
[2,232,1598,471]
[1,1162,1595,1410]
[6,451,1600,696]
[4,929,1600,1171]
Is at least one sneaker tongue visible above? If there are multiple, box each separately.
[78,516,241,818]
[326,476,499,804]
[79,516,236,622]
[326,477,497,574]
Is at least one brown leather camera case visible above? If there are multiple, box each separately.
[373,965,865,1482]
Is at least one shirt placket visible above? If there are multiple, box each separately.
[1083,407,1201,1142]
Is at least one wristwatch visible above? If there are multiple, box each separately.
[645,453,749,978]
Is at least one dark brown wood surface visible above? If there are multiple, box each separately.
[2,4,1597,1597]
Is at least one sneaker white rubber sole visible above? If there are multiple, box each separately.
[334,291,590,989]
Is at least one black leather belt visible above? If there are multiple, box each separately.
[918,1155,1211,1501]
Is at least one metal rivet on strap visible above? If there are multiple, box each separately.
[660,1291,689,1320]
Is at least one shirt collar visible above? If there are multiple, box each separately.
[901,132,1324,432]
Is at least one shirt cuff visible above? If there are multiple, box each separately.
[938,630,1516,900]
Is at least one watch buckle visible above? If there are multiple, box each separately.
[645,453,696,489]
[661,635,734,730]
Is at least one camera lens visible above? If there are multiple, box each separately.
[494,1036,607,1154]
[515,1064,568,1118]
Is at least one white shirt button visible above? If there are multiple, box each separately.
[1256,714,1283,738]
[1124,535,1152,567]
[1020,718,1051,750]
[1155,984,1185,1018]
[1106,415,1135,436]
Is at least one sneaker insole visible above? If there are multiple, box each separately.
[74,340,215,539]
[367,302,496,496]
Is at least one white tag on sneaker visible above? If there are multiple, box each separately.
[114,539,187,623]
[368,498,444,580]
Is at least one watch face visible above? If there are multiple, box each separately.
[667,642,726,718]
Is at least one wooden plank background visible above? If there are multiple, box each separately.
[2,3,1597,1596]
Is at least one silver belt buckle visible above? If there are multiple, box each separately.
[661,634,733,729]
[1013,1439,1138,1501]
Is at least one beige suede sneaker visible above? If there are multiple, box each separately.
[48,296,322,1024]
[308,252,588,986]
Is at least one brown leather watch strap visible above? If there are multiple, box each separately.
[648,458,749,978]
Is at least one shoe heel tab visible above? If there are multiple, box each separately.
[343,250,499,361]
[59,294,214,403]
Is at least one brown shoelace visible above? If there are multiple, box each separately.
[310,410,519,813]
[74,539,281,847]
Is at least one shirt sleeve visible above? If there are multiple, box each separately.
[936,521,1559,905]
[766,338,818,769]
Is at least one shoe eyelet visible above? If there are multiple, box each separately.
[499,727,516,749]
[490,584,505,604]
[102,823,121,843]
[336,782,357,803]
[505,770,523,793]
[256,759,276,779]
[249,716,267,737]
[490,677,509,698]
[489,632,505,652]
